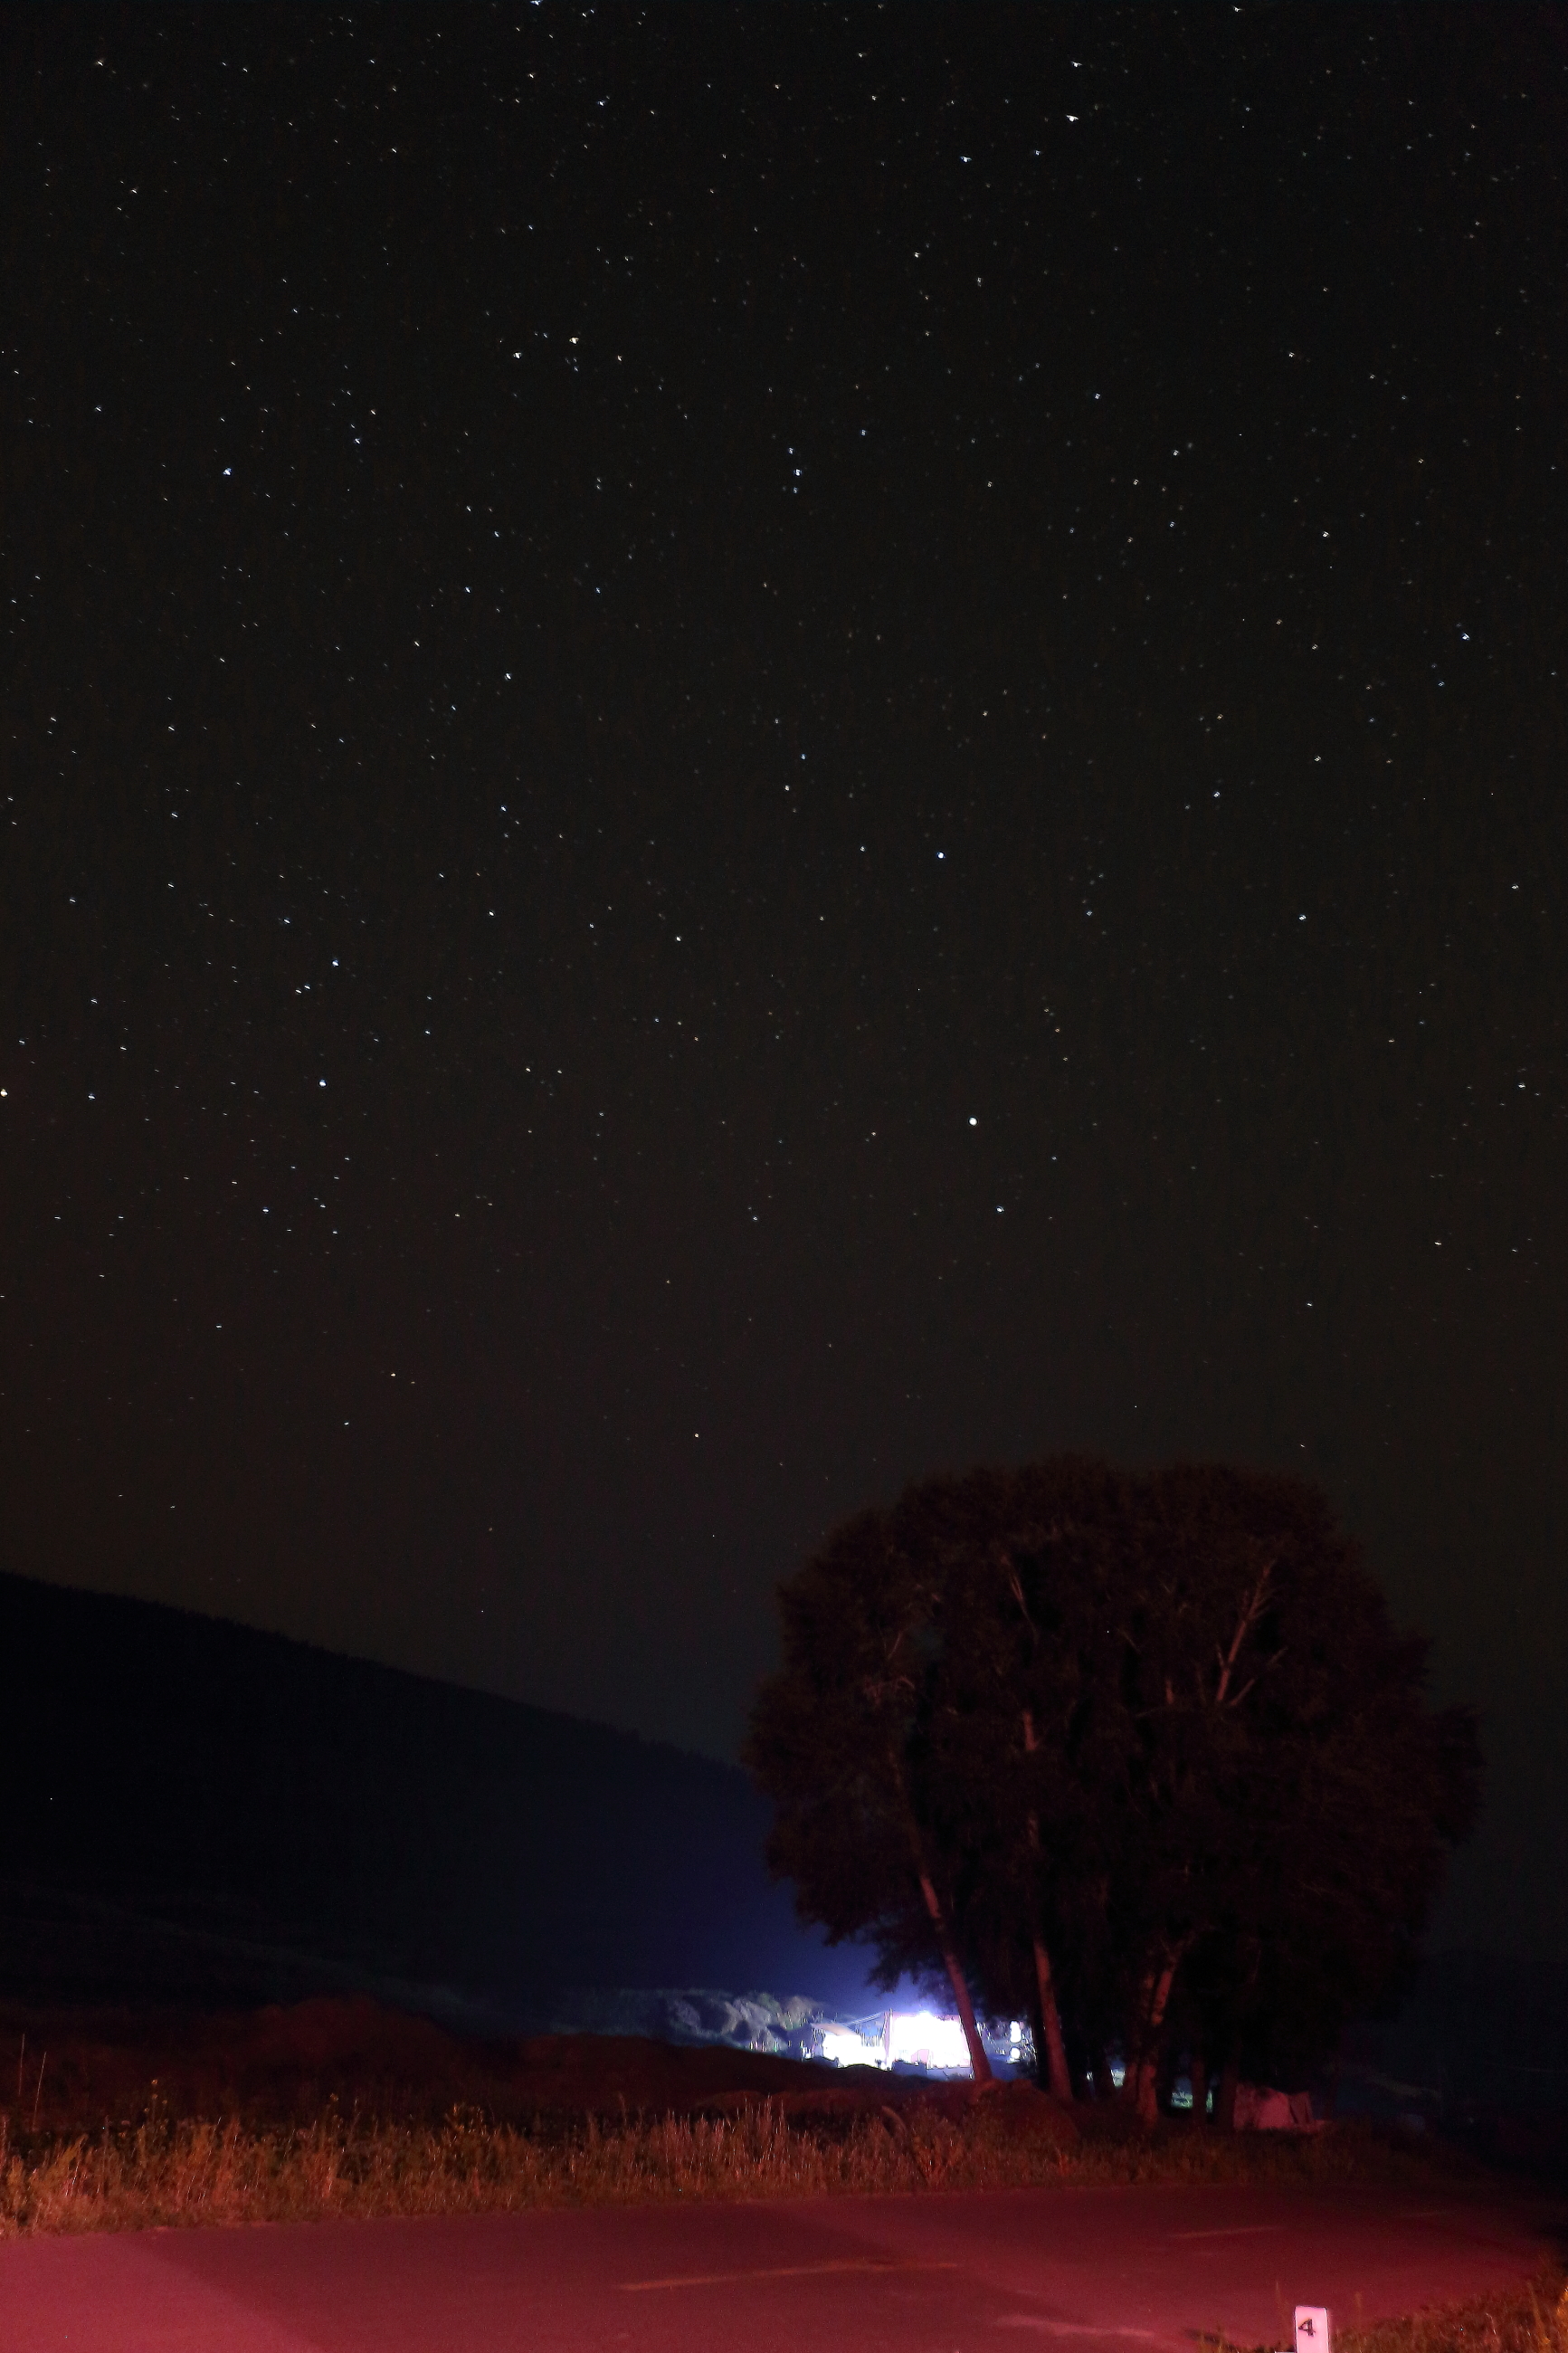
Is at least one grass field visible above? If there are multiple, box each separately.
[0,2093,1487,2237]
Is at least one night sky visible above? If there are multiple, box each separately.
[5,6,1564,1961]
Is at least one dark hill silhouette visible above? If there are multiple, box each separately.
[0,1572,873,2020]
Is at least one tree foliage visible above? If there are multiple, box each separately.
[746,1457,1478,2116]
[744,1504,998,2074]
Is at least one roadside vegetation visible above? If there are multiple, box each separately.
[0,2096,1468,2237]
[1206,2270,1568,2353]
[1341,2273,1568,2353]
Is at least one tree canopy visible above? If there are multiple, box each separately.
[746,1457,1478,2117]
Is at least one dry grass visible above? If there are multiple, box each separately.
[0,2098,1467,2239]
[1338,2274,1568,2353]
[1201,2269,1568,2353]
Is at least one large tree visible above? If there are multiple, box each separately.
[748,1458,1478,2114]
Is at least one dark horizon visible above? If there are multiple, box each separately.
[4,6,1563,1964]
[0,1562,890,2019]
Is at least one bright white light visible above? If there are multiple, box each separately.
[887,2011,973,2071]
[822,2027,883,2068]
[822,2011,1027,2074]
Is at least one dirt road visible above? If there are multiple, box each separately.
[0,2178,1554,2351]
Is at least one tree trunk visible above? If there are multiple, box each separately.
[888,1738,993,2087]
[1214,2058,1240,2131]
[1031,1931,1074,2103]
[1120,1981,1150,2112]
[915,1867,994,2084]
[1124,1957,1180,2124]
[1018,1710,1073,2102]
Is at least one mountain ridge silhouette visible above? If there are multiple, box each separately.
[0,1570,871,2019]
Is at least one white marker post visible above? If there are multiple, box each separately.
[1295,2309,1333,2353]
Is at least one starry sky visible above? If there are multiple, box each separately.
[5,5,1564,1960]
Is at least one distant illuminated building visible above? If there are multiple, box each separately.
[818,2010,1026,2073]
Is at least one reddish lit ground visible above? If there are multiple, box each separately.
[1,2179,1554,2353]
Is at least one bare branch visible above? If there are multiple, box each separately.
[1212,1559,1274,1707]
